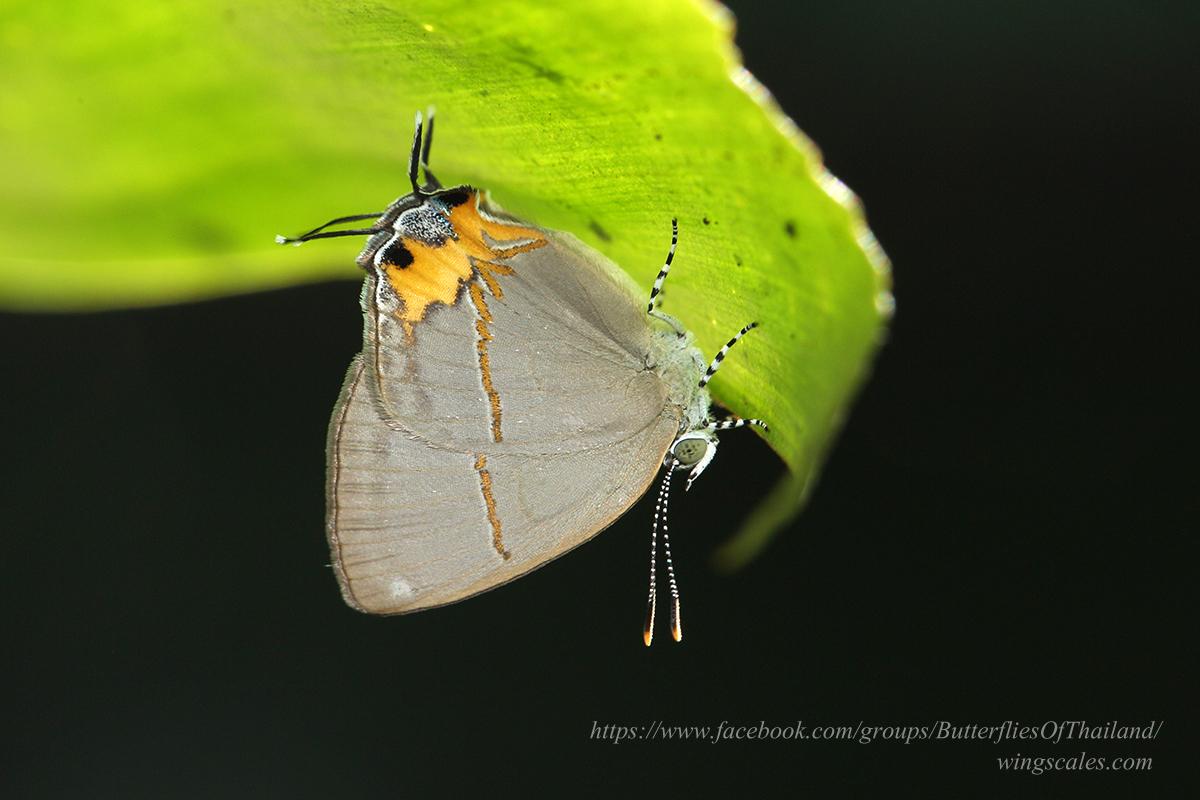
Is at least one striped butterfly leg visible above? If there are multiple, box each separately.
[685,322,769,491]
[699,321,759,389]
[706,417,769,433]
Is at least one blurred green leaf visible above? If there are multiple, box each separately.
[0,0,891,564]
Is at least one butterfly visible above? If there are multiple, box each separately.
[278,111,765,644]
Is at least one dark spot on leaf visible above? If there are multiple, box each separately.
[531,63,565,84]
[654,132,662,141]
[734,254,743,266]
[382,240,414,268]
[702,217,711,225]
[180,219,232,252]
[507,45,566,84]
[784,220,797,238]
[589,220,611,242]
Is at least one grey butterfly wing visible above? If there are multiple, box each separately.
[327,356,679,613]
[366,221,666,454]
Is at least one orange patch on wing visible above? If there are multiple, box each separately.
[384,240,472,334]
[382,191,546,332]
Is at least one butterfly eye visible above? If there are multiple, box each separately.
[671,436,708,467]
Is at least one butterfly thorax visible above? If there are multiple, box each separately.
[646,322,712,435]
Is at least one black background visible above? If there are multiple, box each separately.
[2,1,1194,795]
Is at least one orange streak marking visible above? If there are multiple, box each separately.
[475,259,515,298]
[468,282,503,442]
[474,454,510,560]
[468,282,492,322]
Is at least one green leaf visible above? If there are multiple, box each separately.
[0,0,891,564]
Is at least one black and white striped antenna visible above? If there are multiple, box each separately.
[644,456,683,645]
[647,217,678,313]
